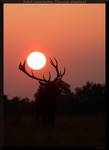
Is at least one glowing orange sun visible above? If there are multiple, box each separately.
[27,51,46,70]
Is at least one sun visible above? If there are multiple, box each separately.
[27,51,46,70]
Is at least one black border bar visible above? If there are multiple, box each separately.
[3,0,108,3]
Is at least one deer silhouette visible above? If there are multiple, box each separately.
[19,58,65,127]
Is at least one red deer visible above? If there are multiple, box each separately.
[19,58,65,127]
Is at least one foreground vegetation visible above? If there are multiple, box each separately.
[5,113,105,147]
[4,82,105,147]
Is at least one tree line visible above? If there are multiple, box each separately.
[4,81,105,116]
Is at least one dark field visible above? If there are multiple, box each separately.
[5,113,105,147]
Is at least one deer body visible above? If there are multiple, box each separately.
[19,58,65,127]
[35,82,61,127]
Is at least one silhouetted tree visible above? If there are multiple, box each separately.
[4,81,105,119]
[74,82,105,113]
[20,97,32,115]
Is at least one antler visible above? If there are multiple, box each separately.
[19,61,51,83]
[50,58,65,81]
[19,58,65,84]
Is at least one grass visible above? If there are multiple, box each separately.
[5,113,105,147]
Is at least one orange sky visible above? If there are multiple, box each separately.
[4,4,105,100]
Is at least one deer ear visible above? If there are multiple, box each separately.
[39,81,47,87]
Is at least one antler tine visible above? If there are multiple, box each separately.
[50,57,57,67]
[54,57,58,66]
[19,61,25,70]
[62,67,66,76]
[23,60,26,67]
[19,62,22,70]
[31,69,35,77]
[42,71,51,82]
[54,67,66,81]
[54,57,60,74]
[49,57,66,81]
[50,57,54,66]
[43,74,46,81]
[48,71,51,81]
[50,57,60,74]
[60,67,65,76]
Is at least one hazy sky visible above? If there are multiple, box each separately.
[4,4,105,100]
